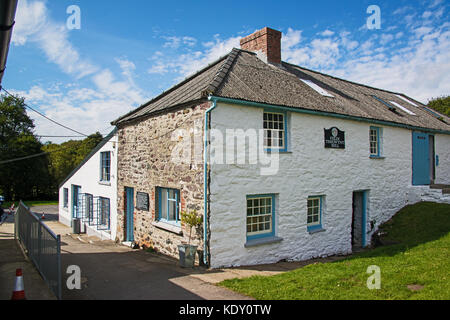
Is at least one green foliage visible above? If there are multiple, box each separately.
[0,94,104,201]
[42,132,103,190]
[427,96,450,117]
[0,94,51,200]
[181,210,203,244]
[220,202,450,300]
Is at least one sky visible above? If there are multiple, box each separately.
[4,0,450,143]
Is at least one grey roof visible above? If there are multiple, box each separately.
[113,48,450,132]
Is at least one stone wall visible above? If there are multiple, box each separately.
[116,102,209,258]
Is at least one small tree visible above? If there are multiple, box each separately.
[181,210,203,245]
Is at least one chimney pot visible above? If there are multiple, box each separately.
[240,27,282,65]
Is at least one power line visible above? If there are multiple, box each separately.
[1,87,89,137]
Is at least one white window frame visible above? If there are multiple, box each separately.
[307,197,322,228]
[263,111,287,151]
[246,195,275,239]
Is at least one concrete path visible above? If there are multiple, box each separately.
[3,204,352,300]
[27,206,251,300]
[0,208,56,300]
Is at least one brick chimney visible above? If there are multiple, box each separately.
[240,27,282,65]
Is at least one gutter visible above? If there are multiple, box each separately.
[203,97,217,267]
[210,96,450,135]
[0,0,18,86]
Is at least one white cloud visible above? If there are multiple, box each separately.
[12,0,97,78]
[319,30,335,37]
[149,34,240,79]
[15,57,145,142]
[10,1,146,142]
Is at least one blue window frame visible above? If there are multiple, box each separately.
[100,152,111,182]
[63,188,69,208]
[307,196,324,232]
[246,194,276,240]
[263,111,288,152]
[157,187,180,226]
[370,126,383,158]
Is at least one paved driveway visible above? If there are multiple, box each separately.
[26,205,250,300]
[59,233,250,300]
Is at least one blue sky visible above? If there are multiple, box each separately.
[4,0,449,142]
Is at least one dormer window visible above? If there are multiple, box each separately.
[300,79,334,98]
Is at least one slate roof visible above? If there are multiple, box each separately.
[112,48,450,133]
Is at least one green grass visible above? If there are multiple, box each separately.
[3,200,58,208]
[220,202,450,300]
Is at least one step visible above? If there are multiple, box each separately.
[430,184,450,190]
[443,188,450,195]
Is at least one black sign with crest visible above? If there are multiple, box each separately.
[324,127,345,149]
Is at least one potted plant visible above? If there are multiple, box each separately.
[178,210,203,268]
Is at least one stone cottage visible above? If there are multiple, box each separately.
[111,27,450,268]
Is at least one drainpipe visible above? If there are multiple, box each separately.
[0,0,18,86]
[203,97,217,266]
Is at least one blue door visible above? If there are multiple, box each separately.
[412,132,430,185]
[125,187,134,242]
[72,185,81,219]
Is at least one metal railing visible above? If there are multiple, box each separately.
[14,201,62,300]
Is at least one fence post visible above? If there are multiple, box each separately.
[56,234,62,300]
[38,217,42,267]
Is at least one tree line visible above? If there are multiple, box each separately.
[0,94,103,201]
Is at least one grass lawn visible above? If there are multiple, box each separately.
[3,200,58,208]
[220,202,450,300]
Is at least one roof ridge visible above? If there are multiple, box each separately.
[281,61,418,102]
[203,48,241,96]
[112,52,231,125]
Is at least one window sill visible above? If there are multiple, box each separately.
[152,221,183,235]
[264,149,292,154]
[245,236,283,248]
[308,227,326,234]
[98,181,111,186]
[369,155,385,159]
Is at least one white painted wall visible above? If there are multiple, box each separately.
[58,133,118,240]
[208,102,450,268]
[435,134,450,184]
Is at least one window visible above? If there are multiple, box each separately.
[100,152,111,182]
[307,196,323,232]
[389,101,416,115]
[300,79,334,97]
[370,126,383,158]
[395,94,418,107]
[63,188,68,208]
[97,197,110,230]
[246,195,275,240]
[264,112,287,151]
[157,188,180,226]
